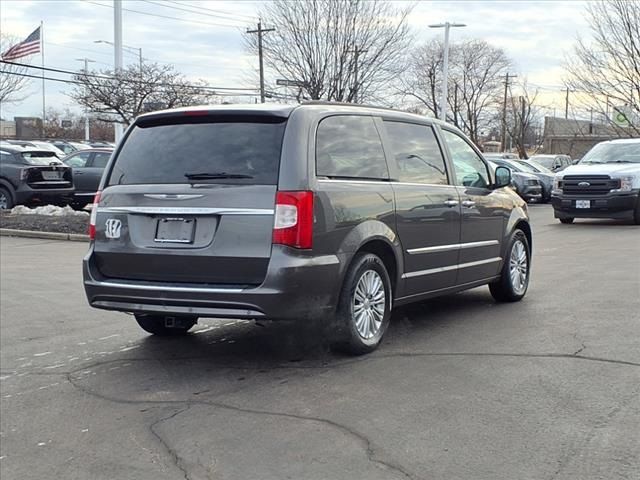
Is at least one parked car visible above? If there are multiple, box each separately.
[83,103,532,354]
[491,158,555,202]
[551,138,640,224]
[49,140,78,155]
[526,154,572,172]
[62,148,113,209]
[5,140,66,158]
[487,160,543,203]
[0,145,74,209]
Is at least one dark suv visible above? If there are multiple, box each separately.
[83,104,532,354]
[0,145,74,209]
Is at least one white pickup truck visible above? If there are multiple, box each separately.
[551,138,640,224]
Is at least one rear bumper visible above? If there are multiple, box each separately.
[551,190,639,219]
[15,186,75,206]
[83,246,345,321]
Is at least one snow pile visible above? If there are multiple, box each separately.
[10,205,90,217]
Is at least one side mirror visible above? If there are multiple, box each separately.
[494,166,511,188]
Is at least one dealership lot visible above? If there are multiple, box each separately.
[1,205,638,480]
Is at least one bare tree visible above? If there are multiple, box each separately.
[0,35,33,105]
[70,62,215,126]
[43,107,116,141]
[247,0,413,103]
[565,0,640,135]
[505,81,542,158]
[400,39,511,144]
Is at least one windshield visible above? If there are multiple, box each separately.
[528,156,555,169]
[108,119,286,185]
[21,151,61,165]
[515,160,551,174]
[580,142,640,164]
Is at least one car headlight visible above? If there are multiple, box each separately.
[611,175,636,192]
[553,177,562,191]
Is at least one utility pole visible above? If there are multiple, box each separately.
[501,72,517,152]
[564,87,570,119]
[113,0,123,142]
[429,22,466,121]
[348,46,368,103]
[76,58,95,141]
[247,21,275,103]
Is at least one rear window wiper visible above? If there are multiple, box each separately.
[184,172,254,180]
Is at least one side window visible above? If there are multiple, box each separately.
[383,121,448,185]
[316,115,389,180]
[65,151,92,168]
[92,152,111,168]
[442,130,490,189]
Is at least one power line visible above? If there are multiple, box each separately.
[0,70,258,97]
[1,60,260,92]
[141,0,255,24]
[167,0,258,21]
[85,1,246,29]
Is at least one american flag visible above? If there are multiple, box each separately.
[1,27,41,61]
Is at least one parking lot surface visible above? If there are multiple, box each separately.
[1,205,639,480]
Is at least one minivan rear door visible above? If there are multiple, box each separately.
[92,113,287,286]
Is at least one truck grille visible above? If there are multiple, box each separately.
[560,175,619,195]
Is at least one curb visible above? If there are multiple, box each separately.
[0,228,89,242]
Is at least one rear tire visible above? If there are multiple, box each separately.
[0,186,14,210]
[332,253,392,355]
[634,199,640,225]
[489,229,531,303]
[134,314,197,336]
[559,217,574,224]
[71,201,89,211]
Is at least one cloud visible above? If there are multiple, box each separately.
[1,0,595,121]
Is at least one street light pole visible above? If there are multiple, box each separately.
[113,0,123,142]
[429,22,466,122]
[76,58,95,141]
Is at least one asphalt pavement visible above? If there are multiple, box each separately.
[1,205,639,480]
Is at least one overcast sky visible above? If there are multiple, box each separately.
[1,0,594,120]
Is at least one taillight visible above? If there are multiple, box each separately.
[88,191,101,240]
[272,191,314,249]
[20,167,34,180]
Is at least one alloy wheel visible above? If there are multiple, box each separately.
[509,239,528,295]
[352,270,386,339]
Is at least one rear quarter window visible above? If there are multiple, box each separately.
[107,119,286,185]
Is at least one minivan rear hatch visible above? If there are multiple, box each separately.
[93,111,288,286]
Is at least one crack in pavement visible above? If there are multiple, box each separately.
[64,370,418,480]
[149,405,194,480]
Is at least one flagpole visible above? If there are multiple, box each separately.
[41,20,46,134]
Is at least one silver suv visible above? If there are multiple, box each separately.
[83,103,532,354]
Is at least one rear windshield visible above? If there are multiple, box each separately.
[107,120,286,186]
[21,151,60,165]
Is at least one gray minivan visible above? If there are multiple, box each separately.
[83,103,532,354]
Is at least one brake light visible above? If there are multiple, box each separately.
[88,191,101,240]
[20,167,34,180]
[272,191,314,249]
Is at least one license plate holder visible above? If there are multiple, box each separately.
[575,200,590,209]
[42,171,62,180]
[154,218,195,243]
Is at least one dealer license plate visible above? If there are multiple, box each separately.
[575,200,590,209]
[41,171,62,180]
[154,218,195,243]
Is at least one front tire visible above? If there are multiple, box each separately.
[333,253,392,355]
[634,199,640,225]
[489,229,531,302]
[134,314,197,336]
